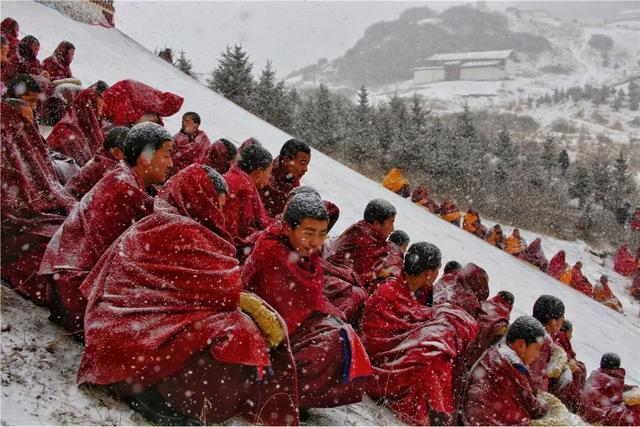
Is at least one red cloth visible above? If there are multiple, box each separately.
[548,250,568,280]
[631,209,640,231]
[321,255,367,325]
[631,271,640,301]
[64,151,118,199]
[47,86,105,166]
[463,345,548,425]
[42,42,73,80]
[260,156,299,218]
[593,277,623,313]
[580,368,640,426]
[223,165,271,259]
[528,333,554,392]
[361,277,479,425]
[39,163,153,329]
[17,38,43,75]
[210,139,235,174]
[569,265,593,296]
[615,245,638,277]
[411,185,439,213]
[433,264,489,319]
[518,239,549,271]
[169,130,212,177]
[1,18,19,59]
[1,59,17,85]
[471,294,513,362]
[550,331,586,410]
[103,79,183,126]
[1,102,75,304]
[326,220,391,292]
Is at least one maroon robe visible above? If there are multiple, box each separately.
[528,333,555,392]
[518,239,549,271]
[469,293,514,364]
[42,42,74,81]
[1,102,75,305]
[550,331,586,410]
[210,139,236,174]
[260,156,300,218]
[103,79,183,126]
[241,224,372,408]
[1,18,19,59]
[580,368,640,426]
[547,250,568,280]
[169,129,212,177]
[361,277,479,425]
[16,38,43,75]
[433,264,489,320]
[39,162,153,333]
[64,150,119,199]
[569,265,593,296]
[463,345,548,425]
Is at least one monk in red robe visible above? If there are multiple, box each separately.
[1,102,75,305]
[439,197,461,226]
[210,138,238,174]
[548,250,570,282]
[549,320,587,412]
[580,353,640,426]
[223,143,273,261]
[64,127,128,199]
[1,35,17,87]
[1,18,19,59]
[326,199,397,293]
[485,224,506,249]
[39,123,174,336]
[469,290,514,364]
[169,111,213,176]
[433,263,490,320]
[241,195,372,411]
[260,138,310,218]
[43,41,75,81]
[16,35,48,78]
[615,245,638,277]
[463,208,487,239]
[569,261,593,296]
[411,185,439,213]
[77,164,299,425]
[463,316,549,425]
[519,237,549,271]
[361,242,479,425]
[102,79,183,127]
[47,82,108,166]
[593,275,623,313]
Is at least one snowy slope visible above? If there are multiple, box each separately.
[1,1,639,424]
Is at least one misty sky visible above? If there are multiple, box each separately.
[115,1,638,78]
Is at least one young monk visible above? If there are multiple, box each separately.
[1,35,17,87]
[78,164,299,425]
[210,138,238,174]
[241,195,372,413]
[260,138,311,218]
[548,250,571,284]
[17,35,49,78]
[223,143,273,261]
[519,237,549,271]
[593,275,623,313]
[485,224,506,249]
[39,123,173,336]
[439,197,462,226]
[64,127,128,199]
[42,41,75,81]
[1,101,75,305]
[327,199,397,293]
[580,353,640,426]
[169,111,213,176]
[388,229,410,254]
[550,320,587,411]
[1,18,19,59]
[505,228,527,256]
[433,263,490,320]
[470,290,515,362]
[569,261,593,296]
[411,185,439,213]
[463,208,487,238]
[361,242,479,425]
[463,316,549,425]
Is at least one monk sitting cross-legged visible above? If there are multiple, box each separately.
[168,111,213,177]
[241,195,372,413]
[77,164,299,426]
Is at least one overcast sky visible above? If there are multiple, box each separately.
[115,1,638,78]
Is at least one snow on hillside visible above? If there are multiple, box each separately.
[1,1,639,425]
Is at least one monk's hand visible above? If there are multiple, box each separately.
[546,345,568,379]
[568,359,578,373]
[377,267,391,279]
[623,387,640,406]
[239,292,284,350]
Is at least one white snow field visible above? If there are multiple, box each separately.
[1,1,638,425]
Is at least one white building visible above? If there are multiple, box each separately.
[413,50,514,85]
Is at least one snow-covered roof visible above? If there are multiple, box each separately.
[428,50,513,62]
[460,60,502,68]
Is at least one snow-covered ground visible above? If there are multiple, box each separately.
[1,1,639,425]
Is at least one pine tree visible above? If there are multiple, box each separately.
[253,61,277,122]
[611,149,635,209]
[558,149,570,176]
[208,45,254,111]
[628,80,639,111]
[569,164,593,208]
[540,135,557,176]
[175,50,195,77]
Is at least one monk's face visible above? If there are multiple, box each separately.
[18,105,34,124]
[182,116,199,136]
[0,43,8,62]
[374,216,395,239]
[284,151,310,180]
[565,328,573,341]
[284,218,328,258]
[217,193,227,209]
[513,339,543,366]
[67,48,75,63]
[139,140,173,185]
[109,147,124,161]
[20,91,40,112]
[253,164,273,189]
[545,314,564,336]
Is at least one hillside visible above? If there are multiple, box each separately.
[1,1,639,425]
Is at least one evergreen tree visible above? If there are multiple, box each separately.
[348,85,376,165]
[628,80,640,111]
[175,50,195,77]
[208,45,254,111]
[611,149,635,208]
[558,149,570,176]
[569,164,593,208]
[253,61,277,122]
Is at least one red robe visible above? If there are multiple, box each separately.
[321,256,368,325]
[361,277,479,425]
[326,220,391,292]
[1,102,75,305]
[1,58,17,85]
[47,86,104,166]
[210,139,235,174]
[103,79,183,126]
[241,224,371,408]
[64,150,118,199]
[169,130,212,177]
[433,264,489,320]
[569,266,593,296]
[463,345,548,425]
[593,277,623,313]
[42,42,74,81]
[260,156,299,218]
[16,38,43,75]
[580,368,640,426]
[550,331,586,410]
[614,245,638,277]
[223,165,271,260]
[547,250,568,280]
[631,209,640,231]
[518,239,549,271]
[528,333,554,392]
[631,271,640,302]
[39,163,153,333]
[469,294,513,363]
[78,165,299,425]
[1,18,19,59]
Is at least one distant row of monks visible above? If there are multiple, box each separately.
[2,16,639,426]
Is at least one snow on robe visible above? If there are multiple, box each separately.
[569,265,593,296]
[321,258,367,325]
[47,86,104,166]
[259,156,300,218]
[463,209,487,239]
[580,368,640,426]
[326,220,392,293]
[518,239,549,271]
[210,139,236,175]
[64,150,119,199]
[615,245,638,277]
[1,57,17,85]
[463,344,548,426]
[1,102,75,304]
[16,37,43,75]
[433,264,489,320]
[241,223,372,408]
[223,165,272,261]
[169,129,212,177]
[528,333,555,392]
[361,277,479,425]
[39,162,153,330]
[103,79,183,126]
[505,233,527,256]
[411,185,439,213]
[469,293,514,363]
[1,18,19,59]
[550,331,586,410]
[548,250,569,281]
[42,41,74,81]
